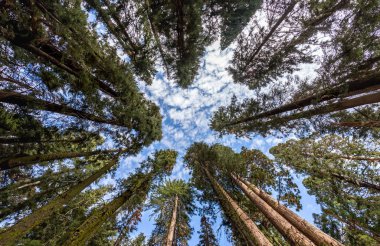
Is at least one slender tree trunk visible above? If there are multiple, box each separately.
[330,173,380,192]
[0,90,124,127]
[203,168,272,246]
[226,72,380,127]
[333,120,380,128]
[114,207,142,246]
[0,154,120,245]
[262,90,380,127]
[323,209,380,242]
[0,148,119,170]
[0,135,88,145]
[63,177,150,246]
[241,0,298,72]
[238,176,343,246]
[143,0,171,79]
[231,174,315,246]
[8,38,118,97]
[166,195,179,246]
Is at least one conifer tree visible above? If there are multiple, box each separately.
[18,185,117,245]
[63,150,177,245]
[204,0,262,50]
[211,0,380,137]
[148,180,194,246]
[0,151,125,244]
[145,0,211,87]
[271,135,380,244]
[84,0,157,84]
[185,143,273,245]
[0,0,163,147]
[197,215,218,246]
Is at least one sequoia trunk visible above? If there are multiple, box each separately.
[237,176,343,246]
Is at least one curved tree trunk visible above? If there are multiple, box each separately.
[231,174,316,246]
[237,176,343,246]
[203,168,272,246]
[166,195,179,246]
[0,148,119,170]
[0,154,121,245]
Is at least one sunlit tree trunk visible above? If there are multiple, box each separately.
[0,155,120,245]
[236,175,343,246]
[204,168,272,246]
[231,174,316,246]
[166,195,179,246]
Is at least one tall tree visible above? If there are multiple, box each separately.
[17,185,117,245]
[0,151,125,244]
[185,143,273,246]
[271,135,380,244]
[63,149,177,245]
[211,0,380,137]
[229,0,348,89]
[145,0,211,87]
[197,215,218,246]
[0,0,163,147]
[238,176,342,246]
[84,0,157,84]
[148,180,195,246]
[204,0,262,50]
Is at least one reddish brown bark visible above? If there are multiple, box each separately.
[236,175,343,246]
[204,168,272,246]
[231,174,315,246]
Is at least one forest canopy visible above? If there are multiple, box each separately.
[0,0,379,245]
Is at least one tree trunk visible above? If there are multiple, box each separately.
[143,0,171,79]
[114,207,142,246]
[0,90,125,127]
[0,135,89,145]
[333,120,380,128]
[262,90,380,127]
[231,174,315,246]
[63,178,150,245]
[330,173,380,192]
[0,148,119,170]
[237,176,343,246]
[226,72,380,127]
[0,154,120,245]
[166,195,179,246]
[8,37,118,97]
[323,209,380,242]
[241,0,298,72]
[203,168,272,246]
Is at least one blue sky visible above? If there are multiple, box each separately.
[100,41,322,244]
